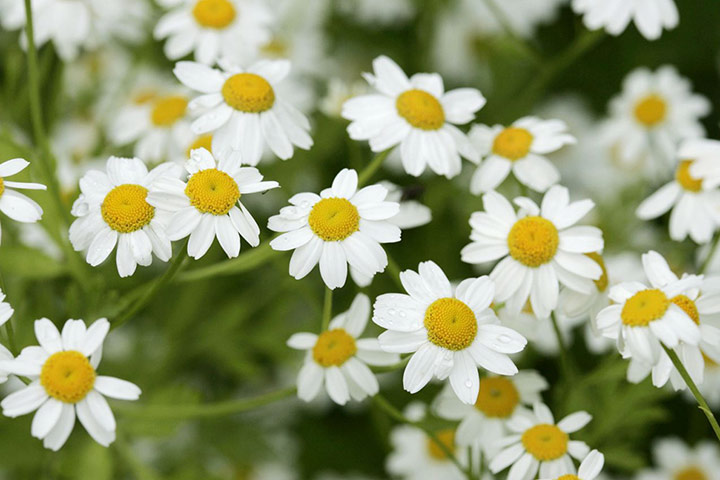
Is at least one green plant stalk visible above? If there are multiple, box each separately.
[178,240,277,282]
[480,0,543,64]
[385,252,405,290]
[114,434,161,480]
[699,232,720,274]
[357,149,391,187]
[663,345,720,443]
[321,287,333,331]
[551,311,574,380]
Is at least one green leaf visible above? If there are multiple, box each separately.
[0,244,66,279]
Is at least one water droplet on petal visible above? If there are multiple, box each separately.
[464,380,472,388]
[388,308,396,315]
[399,311,406,318]
[498,334,511,344]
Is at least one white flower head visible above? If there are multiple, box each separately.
[268,168,401,290]
[0,318,141,451]
[538,449,605,480]
[373,260,527,404]
[461,186,604,319]
[0,343,12,384]
[342,55,485,178]
[489,403,592,480]
[379,181,432,230]
[637,438,720,480]
[572,0,678,40]
[0,288,15,329]
[147,147,278,260]
[287,293,399,406]
[682,138,720,189]
[596,250,702,366]
[69,157,181,277]
[470,117,575,194]
[0,158,46,243]
[173,59,313,166]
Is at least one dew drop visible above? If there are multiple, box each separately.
[388,308,396,315]
[399,311,406,318]
[464,380,473,388]
[498,334,511,344]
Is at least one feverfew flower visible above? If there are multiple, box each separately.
[681,138,720,189]
[596,251,701,366]
[0,158,47,243]
[342,55,484,178]
[461,186,604,319]
[572,0,678,40]
[433,371,547,454]
[469,117,575,194]
[0,318,141,451]
[268,169,400,290]
[0,289,14,328]
[373,260,526,404]
[147,148,278,260]
[174,59,313,166]
[69,157,179,277]
[154,0,273,65]
[539,450,605,480]
[0,344,11,384]
[490,403,591,480]
[287,294,398,405]
[637,438,720,480]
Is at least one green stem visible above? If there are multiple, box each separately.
[481,0,542,63]
[117,387,296,419]
[4,320,18,356]
[111,241,188,330]
[177,241,276,282]
[663,345,720,443]
[551,311,573,380]
[321,287,333,331]
[357,149,391,187]
[699,232,720,274]
[113,434,161,480]
[385,253,404,290]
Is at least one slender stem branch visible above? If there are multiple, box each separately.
[385,252,404,290]
[117,387,297,419]
[178,241,277,282]
[480,0,542,63]
[663,345,720,443]
[321,287,333,331]
[357,149,391,187]
[550,311,573,380]
[699,232,720,274]
[4,320,18,356]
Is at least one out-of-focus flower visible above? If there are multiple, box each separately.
[337,0,415,27]
[320,78,369,119]
[538,450,605,480]
[0,344,11,384]
[637,438,720,480]
[0,158,47,243]
[572,0,678,41]
[379,181,432,230]
[0,289,14,329]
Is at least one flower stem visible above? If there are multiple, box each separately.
[663,345,720,443]
[551,311,574,380]
[321,287,333,331]
[699,232,720,274]
[385,252,405,290]
[480,0,543,64]
[178,241,277,282]
[4,319,18,356]
[357,149,391,187]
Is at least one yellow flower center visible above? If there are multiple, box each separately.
[675,467,708,480]
[586,252,608,292]
[703,352,718,368]
[424,298,477,351]
[101,184,155,233]
[507,216,559,267]
[634,94,667,127]
[671,294,700,325]
[150,95,188,127]
[474,377,520,418]
[521,424,568,461]
[185,168,240,215]
[557,475,580,480]
[308,197,360,242]
[621,289,670,327]
[426,429,456,460]
[395,89,445,130]
[492,127,533,161]
[0,177,4,198]
[312,329,357,367]
[261,38,288,57]
[222,73,275,113]
[192,0,236,29]
[187,134,214,158]
[40,351,96,404]
[675,160,702,192]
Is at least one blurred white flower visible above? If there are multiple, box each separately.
[338,0,415,27]
[637,438,720,480]
[320,78,369,119]
[380,181,432,230]
[0,158,47,243]
[539,449,605,480]
[572,0,678,41]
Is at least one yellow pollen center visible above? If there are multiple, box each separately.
[675,467,708,480]
[507,217,559,267]
[192,0,236,29]
[557,475,581,480]
[185,168,240,215]
[187,134,214,158]
[634,94,667,127]
[675,160,703,192]
[492,127,534,161]
[586,252,608,292]
[312,329,357,367]
[521,424,568,461]
[395,89,445,130]
[621,289,670,327]
[101,184,155,233]
[308,197,360,241]
[150,95,188,127]
[703,352,719,368]
[222,73,275,113]
[40,351,96,403]
[671,294,700,325]
[0,177,4,198]
[424,298,477,351]
[426,429,456,460]
[475,377,520,418]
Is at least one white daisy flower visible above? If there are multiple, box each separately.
[489,403,592,480]
[637,438,720,480]
[342,55,484,178]
[539,449,605,480]
[681,138,720,189]
[461,186,604,319]
[0,344,12,384]
[600,66,709,172]
[559,252,609,322]
[69,157,181,277]
[287,294,399,406]
[572,0,678,40]
[469,117,576,194]
[0,288,14,329]
[154,0,273,65]
[319,78,369,119]
[173,59,313,166]
[387,402,469,480]
[433,370,548,454]
[380,181,432,230]
[268,168,401,290]
[373,260,526,404]
[146,147,278,260]
[596,251,702,366]
[0,318,141,451]
[0,158,47,243]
